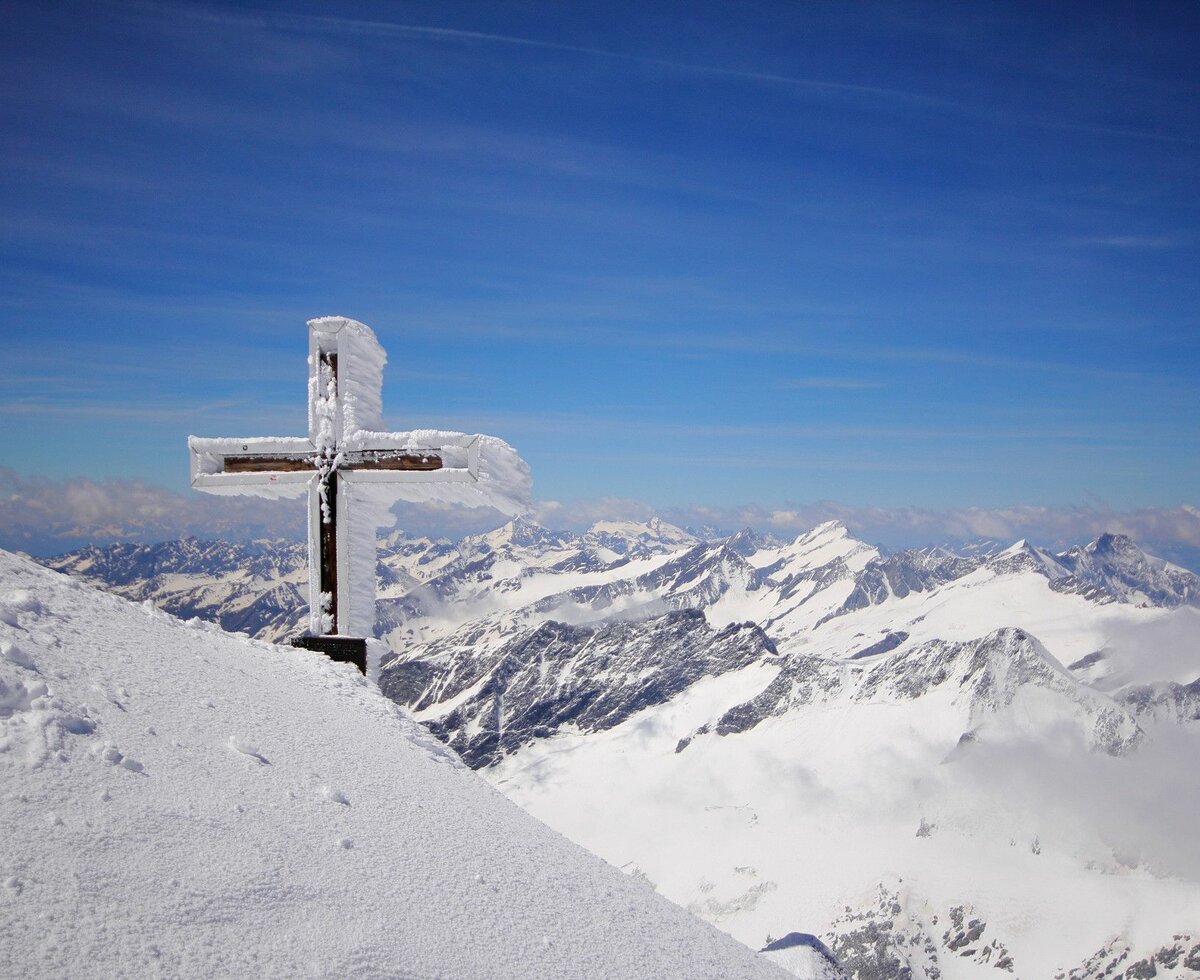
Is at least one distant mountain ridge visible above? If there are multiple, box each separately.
[45,520,1200,644]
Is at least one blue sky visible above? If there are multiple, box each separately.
[2,0,1198,539]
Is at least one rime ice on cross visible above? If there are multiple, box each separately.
[188,316,531,671]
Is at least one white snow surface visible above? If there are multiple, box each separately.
[0,550,785,979]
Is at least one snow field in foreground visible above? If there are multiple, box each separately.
[0,550,785,979]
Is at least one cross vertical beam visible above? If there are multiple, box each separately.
[319,469,339,633]
[318,350,340,634]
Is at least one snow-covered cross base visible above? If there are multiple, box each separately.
[293,634,368,673]
[188,316,531,672]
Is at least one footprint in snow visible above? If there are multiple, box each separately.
[1,640,37,671]
[95,743,145,773]
[320,786,350,806]
[0,590,44,626]
[228,736,270,765]
[91,684,128,712]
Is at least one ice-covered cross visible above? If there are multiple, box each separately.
[188,316,531,671]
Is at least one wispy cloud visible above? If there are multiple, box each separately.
[0,399,246,421]
[1030,117,1200,148]
[138,1,942,106]
[0,467,306,555]
[400,407,1190,449]
[135,1,1200,152]
[777,377,885,390]
[1068,235,1180,249]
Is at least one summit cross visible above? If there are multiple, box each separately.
[188,316,531,672]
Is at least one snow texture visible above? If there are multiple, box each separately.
[0,549,785,979]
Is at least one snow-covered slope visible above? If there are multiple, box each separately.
[0,549,786,979]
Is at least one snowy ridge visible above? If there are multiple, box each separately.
[582,518,699,560]
[711,627,1142,754]
[1117,677,1200,730]
[0,549,786,978]
[47,519,1200,657]
[1053,532,1200,606]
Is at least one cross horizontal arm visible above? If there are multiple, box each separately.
[340,430,531,516]
[188,436,315,498]
[219,451,444,474]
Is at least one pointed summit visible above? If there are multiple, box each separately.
[793,519,850,545]
[472,516,568,553]
[762,520,878,579]
[989,539,1069,579]
[1055,533,1199,607]
[582,518,696,557]
[725,527,764,557]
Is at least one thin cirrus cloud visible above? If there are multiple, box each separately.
[777,377,885,390]
[1067,235,1180,249]
[138,2,1199,151]
[148,2,941,106]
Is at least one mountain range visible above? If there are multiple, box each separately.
[44,518,1200,979]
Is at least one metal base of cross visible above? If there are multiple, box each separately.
[291,635,367,674]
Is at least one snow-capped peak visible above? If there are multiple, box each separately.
[468,516,567,553]
[581,517,697,556]
[1053,532,1199,607]
[988,538,1070,579]
[792,519,851,546]
[752,520,879,578]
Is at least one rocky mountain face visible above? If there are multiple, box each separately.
[44,536,310,640]
[816,547,984,626]
[1053,532,1200,606]
[42,519,1200,980]
[1062,936,1200,979]
[381,609,777,768]
[1117,676,1200,729]
[821,884,1199,980]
